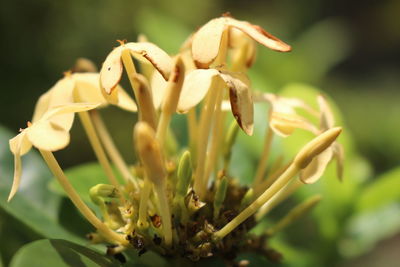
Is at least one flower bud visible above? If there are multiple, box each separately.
[294,127,342,169]
[134,122,166,186]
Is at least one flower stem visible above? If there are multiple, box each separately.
[193,88,222,198]
[213,164,299,241]
[121,49,157,129]
[187,108,197,163]
[203,92,225,191]
[90,110,139,189]
[255,178,303,221]
[77,111,121,190]
[252,126,274,189]
[39,149,127,245]
[137,177,152,229]
[154,184,173,247]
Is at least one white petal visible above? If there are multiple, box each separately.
[300,147,333,184]
[27,120,70,151]
[191,18,226,68]
[317,94,335,130]
[177,69,223,113]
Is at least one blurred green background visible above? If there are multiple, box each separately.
[0,0,399,266]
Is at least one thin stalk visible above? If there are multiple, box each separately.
[252,126,274,189]
[39,150,127,245]
[78,111,120,190]
[203,91,225,191]
[121,49,157,129]
[213,164,299,241]
[254,162,291,197]
[265,195,322,236]
[137,177,152,229]
[187,108,197,163]
[255,179,303,221]
[193,88,222,198]
[90,110,138,189]
[154,184,173,247]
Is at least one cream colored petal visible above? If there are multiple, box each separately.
[220,71,254,135]
[300,147,333,184]
[100,42,173,94]
[32,91,51,123]
[73,73,107,105]
[100,46,124,94]
[125,42,173,81]
[27,120,70,151]
[225,17,291,52]
[221,100,232,111]
[177,69,222,113]
[115,87,138,112]
[45,76,76,130]
[8,131,32,201]
[270,112,318,137]
[151,70,168,109]
[41,103,101,126]
[72,58,98,73]
[9,131,32,156]
[317,94,335,130]
[191,18,226,68]
[137,35,155,81]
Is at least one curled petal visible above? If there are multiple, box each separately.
[151,71,168,109]
[32,91,51,123]
[192,18,226,68]
[317,94,335,130]
[300,147,333,184]
[8,132,32,201]
[270,112,318,137]
[27,120,70,152]
[177,69,222,113]
[74,73,137,112]
[41,103,101,125]
[100,42,173,94]
[220,71,254,135]
[225,17,291,52]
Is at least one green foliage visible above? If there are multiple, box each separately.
[10,239,118,267]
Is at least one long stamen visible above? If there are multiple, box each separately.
[39,149,127,245]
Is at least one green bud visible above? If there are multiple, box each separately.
[213,176,228,219]
[89,184,119,205]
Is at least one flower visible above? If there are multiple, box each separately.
[177,69,254,135]
[191,15,291,68]
[99,41,173,94]
[32,72,137,131]
[8,103,100,201]
[255,92,319,137]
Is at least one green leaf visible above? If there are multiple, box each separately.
[10,239,118,267]
[356,167,400,212]
[0,126,84,243]
[49,162,123,205]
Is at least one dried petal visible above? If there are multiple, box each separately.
[100,42,173,94]
[177,69,223,113]
[220,71,254,135]
[225,17,291,52]
[300,147,333,184]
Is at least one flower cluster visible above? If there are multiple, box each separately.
[8,14,343,264]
